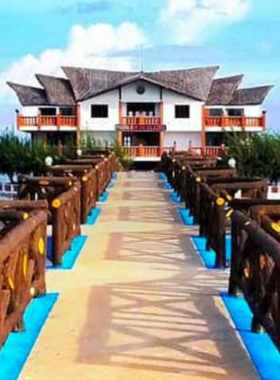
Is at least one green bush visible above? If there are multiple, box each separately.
[227,132,280,183]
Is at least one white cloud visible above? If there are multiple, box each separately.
[160,0,251,45]
[0,22,145,102]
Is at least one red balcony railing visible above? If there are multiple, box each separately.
[17,115,78,130]
[204,113,266,129]
[123,146,162,157]
[121,116,162,126]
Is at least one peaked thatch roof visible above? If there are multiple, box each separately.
[62,66,219,101]
[36,74,75,106]
[62,67,136,102]
[7,82,49,106]
[230,85,274,105]
[206,75,244,105]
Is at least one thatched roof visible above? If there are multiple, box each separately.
[7,66,273,107]
[62,67,136,102]
[230,85,274,105]
[36,74,75,106]
[62,66,219,101]
[7,82,49,106]
[206,75,244,105]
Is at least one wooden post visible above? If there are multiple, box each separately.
[159,132,164,156]
[76,104,81,149]
[241,113,246,129]
[262,111,267,131]
[201,107,206,150]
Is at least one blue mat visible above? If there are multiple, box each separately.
[165,182,172,190]
[159,173,168,181]
[98,191,109,203]
[107,181,115,189]
[222,293,280,380]
[0,293,58,380]
[171,192,181,203]
[86,208,101,226]
[47,235,87,270]
[192,236,231,269]
[179,208,196,226]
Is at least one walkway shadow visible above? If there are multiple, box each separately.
[76,272,251,379]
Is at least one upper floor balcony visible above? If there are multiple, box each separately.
[203,109,266,131]
[17,114,78,130]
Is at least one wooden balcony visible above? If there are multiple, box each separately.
[17,114,78,130]
[119,116,165,132]
[123,146,162,158]
[203,112,266,130]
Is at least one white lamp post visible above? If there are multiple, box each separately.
[45,156,53,167]
[228,158,237,168]
[77,149,83,157]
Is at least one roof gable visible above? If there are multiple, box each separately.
[230,85,274,105]
[207,75,244,105]
[35,74,75,106]
[7,82,48,106]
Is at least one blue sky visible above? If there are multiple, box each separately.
[0,0,279,130]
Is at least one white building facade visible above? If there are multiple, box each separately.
[8,66,273,157]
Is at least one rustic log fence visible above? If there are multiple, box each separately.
[17,176,81,266]
[228,211,280,350]
[0,201,47,348]
[199,179,268,267]
[50,165,97,224]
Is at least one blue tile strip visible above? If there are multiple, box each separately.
[0,293,59,380]
[107,181,115,189]
[221,293,280,380]
[47,235,87,270]
[171,192,181,203]
[179,208,196,226]
[191,236,231,269]
[159,173,167,181]
[86,208,101,226]
[112,173,118,180]
[98,191,109,203]
[165,182,172,190]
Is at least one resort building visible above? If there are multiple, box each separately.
[8,66,273,158]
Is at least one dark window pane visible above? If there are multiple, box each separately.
[59,107,75,116]
[91,105,108,118]
[209,108,223,117]
[39,108,56,116]
[227,108,244,117]
[175,105,190,119]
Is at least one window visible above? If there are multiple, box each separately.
[91,105,108,118]
[175,105,190,119]
[39,108,56,116]
[209,108,223,117]
[59,107,75,116]
[227,108,244,117]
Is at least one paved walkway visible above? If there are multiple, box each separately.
[21,172,258,380]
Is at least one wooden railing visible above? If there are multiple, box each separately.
[18,176,81,266]
[121,116,162,127]
[123,146,161,157]
[190,146,228,157]
[17,115,78,129]
[0,202,47,348]
[204,114,266,129]
[229,211,280,349]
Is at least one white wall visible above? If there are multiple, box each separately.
[206,105,263,117]
[80,90,119,132]
[164,132,201,150]
[162,90,203,132]
[121,81,161,103]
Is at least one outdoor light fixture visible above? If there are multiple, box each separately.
[228,158,237,168]
[45,156,53,167]
[77,149,83,157]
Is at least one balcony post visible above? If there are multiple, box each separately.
[262,111,267,131]
[37,114,42,130]
[76,104,81,148]
[57,114,61,130]
[16,110,20,130]
[241,114,246,129]
[159,132,164,156]
[159,101,164,124]
[221,114,226,130]
[201,106,206,148]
